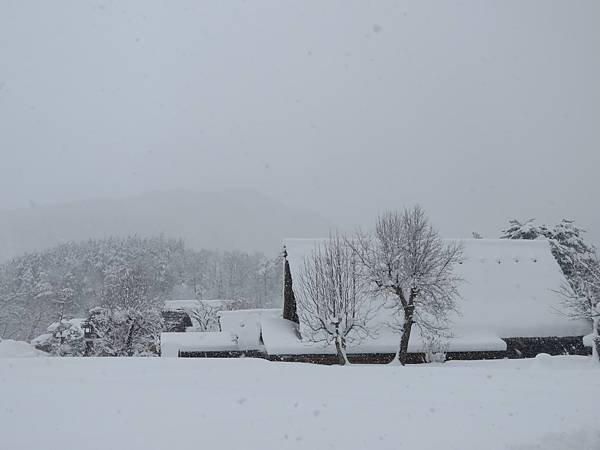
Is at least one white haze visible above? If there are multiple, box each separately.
[0,1,599,254]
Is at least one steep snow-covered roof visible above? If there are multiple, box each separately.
[450,239,589,338]
[283,238,591,344]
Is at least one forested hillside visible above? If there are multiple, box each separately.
[0,236,282,341]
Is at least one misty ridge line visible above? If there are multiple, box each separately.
[0,188,333,262]
[1,187,597,263]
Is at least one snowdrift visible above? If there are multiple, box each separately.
[0,339,48,358]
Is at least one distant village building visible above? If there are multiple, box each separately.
[160,239,593,363]
[161,299,240,332]
[162,300,198,332]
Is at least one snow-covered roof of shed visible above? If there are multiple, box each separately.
[161,332,240,357]
[218,308,281,318]
[163,300,201,311]
[283,238,591,340]
[163,299,236,312]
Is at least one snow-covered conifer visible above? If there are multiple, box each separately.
[500,219,551,241]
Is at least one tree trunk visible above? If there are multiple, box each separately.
[398,307,414,366]
[592,316,599,363]
[333,323,348,366]
[125,318,137,357]
[334,336,348,366]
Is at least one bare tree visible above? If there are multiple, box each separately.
[297,233,376,365]
[91,268,163,356]
[351,206,463,365]
[88,306,163,356]
[188,302,221,332]
[101,268,153,311]
[0,291,23,339]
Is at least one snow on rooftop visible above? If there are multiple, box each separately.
[161,239,590,357]
[261,316,506,355]
[163,299,237,312]
[260,317,303,355]
[450,239,590,338]
[161,309,282,356]
[218,308,281,318]
[219,309,280,350]
[163,300,201,311]
[283,238,591,346]
[161,332,240,357]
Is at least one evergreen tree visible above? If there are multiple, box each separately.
[282,247,298,324]
[500,219,551,240]
[500,218,598,294]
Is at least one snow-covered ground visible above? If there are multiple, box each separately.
[0,339,47,358]
[1,355,599,450]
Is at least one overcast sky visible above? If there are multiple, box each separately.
[1,1,599,244]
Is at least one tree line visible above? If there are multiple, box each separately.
[0,236,282,346]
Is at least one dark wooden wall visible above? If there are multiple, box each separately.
[175,350,513,364]
[172,335,591,363]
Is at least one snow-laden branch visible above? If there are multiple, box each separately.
[297,232,379,365]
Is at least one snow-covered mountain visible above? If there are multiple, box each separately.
[0,189,331,261]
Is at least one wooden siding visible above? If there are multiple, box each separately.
[171,335,590,363]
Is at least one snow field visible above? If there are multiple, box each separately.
[1,356,598,450]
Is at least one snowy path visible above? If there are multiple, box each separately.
[1,356,599,450]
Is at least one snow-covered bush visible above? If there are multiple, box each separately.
[87,268,163,356]
[33,318,85,356]
[88,307,163,356]
[422,334,448,363]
